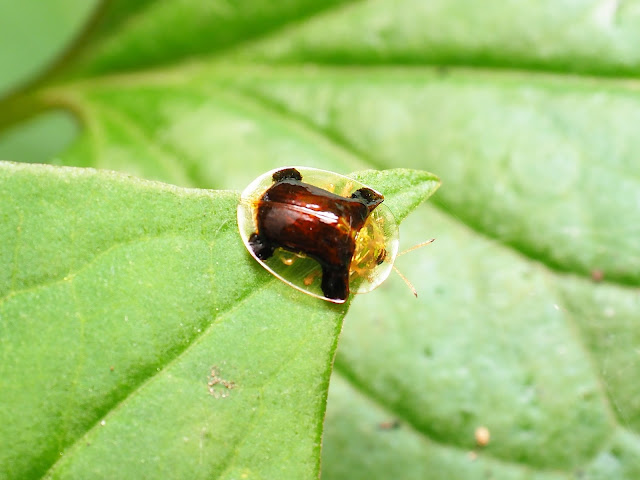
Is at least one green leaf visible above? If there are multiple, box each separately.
[65,0,353,77]
[0,162,438,478]
[328,208,640,479]
[0,0,99,96]
[1,1,640,479]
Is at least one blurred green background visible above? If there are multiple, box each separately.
[0,0,97,162]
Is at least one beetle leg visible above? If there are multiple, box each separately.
[272,167,302,183]
[248,233,275,260]
[320,265,349,301]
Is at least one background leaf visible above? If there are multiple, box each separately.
[1,0,639,479]
[0,0,98,96]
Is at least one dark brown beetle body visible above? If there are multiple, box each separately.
[248,168,383,301]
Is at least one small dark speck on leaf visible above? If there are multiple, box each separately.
[208,365,236,398]
[436,66,450,77]
[378,419,401,430]
[591,269,604,282]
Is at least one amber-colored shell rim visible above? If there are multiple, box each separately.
[237,167,399,303]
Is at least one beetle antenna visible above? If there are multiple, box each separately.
[392,238,435,297]
[392,264,418,297]
[397,238,435,257]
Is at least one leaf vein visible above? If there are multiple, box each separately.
[0,232,196,308]
[332,364,574,475]
[42,274,280,478]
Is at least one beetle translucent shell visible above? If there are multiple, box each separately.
[237,167,399,303]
